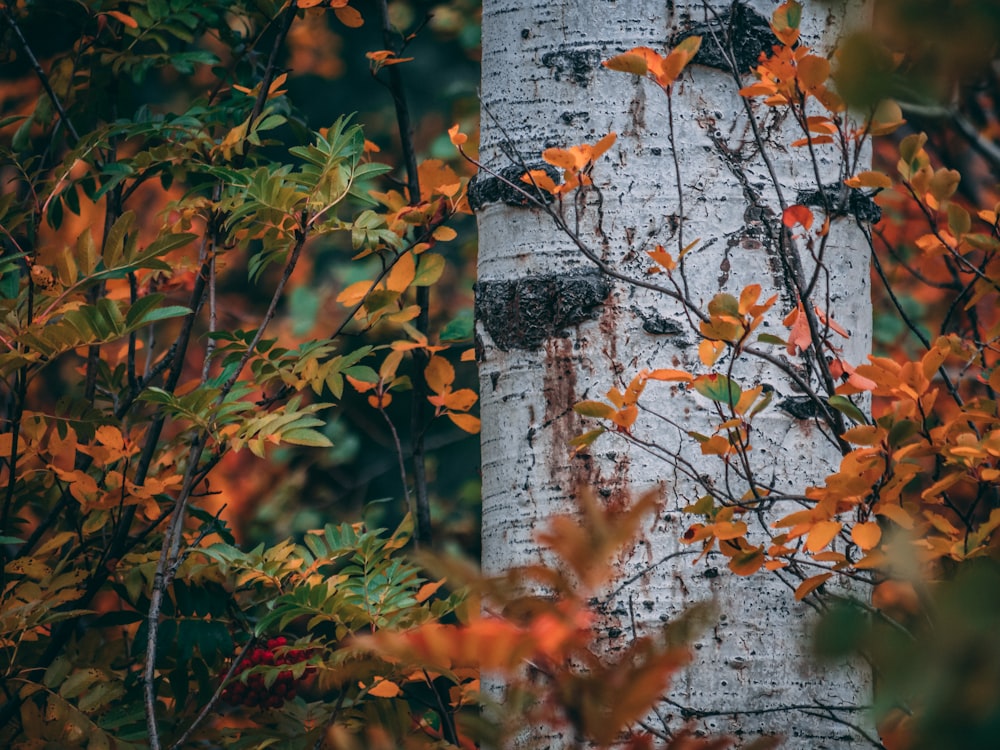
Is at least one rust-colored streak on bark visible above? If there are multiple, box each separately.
[542,336,577,469]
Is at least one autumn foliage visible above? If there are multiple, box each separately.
[1,0,999,749]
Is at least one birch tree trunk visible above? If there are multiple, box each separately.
[476,0,873,747]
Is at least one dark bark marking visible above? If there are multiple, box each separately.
[778,395,824,420]
[559,110,590,126]
[468,162,559,210]
[635,309,688,340]
[795,184,883,224]
[674,2,775,76]
[476,270,611,351]
[540,48,603,87]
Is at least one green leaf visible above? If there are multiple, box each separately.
[568,427,605,448]
[280,428,334,448]
[103,211,136,268]
[827,395,867,425]
[413,252,446,286]
[573,400,616,419]
[125,301,192,330]
[692,373,741,406]
[441,309,473,341]
[757,333,787,346]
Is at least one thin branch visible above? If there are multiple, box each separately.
[377,0,432,548]
[167,636,257,750]
[0,3,81,143]
[219,223,307,398]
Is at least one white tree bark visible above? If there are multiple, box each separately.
[477,1,872,747]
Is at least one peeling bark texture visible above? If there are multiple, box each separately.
[676,2,778,74]
[478,1,872,747]
[796,184,883,223]
[476,271,611,351]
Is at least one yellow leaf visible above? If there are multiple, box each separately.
[432,225,457,241]
[337,279,374,306]
[868,99,905,136]
[844,171,892,190]
[699,339,725,367]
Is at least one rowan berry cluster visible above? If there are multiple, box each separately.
[221,637,311,709]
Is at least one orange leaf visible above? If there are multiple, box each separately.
[644,368,692,382]
[805,520,842,552]
[416,578,447,603]
[876,503,914,530]
[386,251,416,292]
[729,548,765,576]
[522,169,559,194]
[425,356,455,394]
[448,124,467,147]
[699,339,725,367]
[447,412,481,434]
[782,204,813,230]
[714,520,748,541]
[841,425,885,446]
[105,10,139,28]
[656,36,702,87]
[440,388,478,412]
[851,522,882,551]
[796,55,830,89]
[334,5,363,27]
[602,47,660,77]
[795,572,832,600]
[346,374,377,393]
[591,132,617,160]
[365,678,401,698]
[368,392,391,409]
